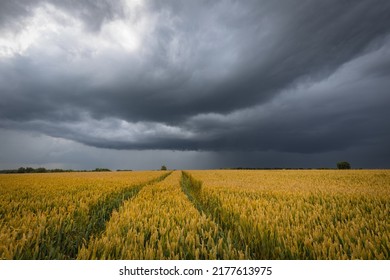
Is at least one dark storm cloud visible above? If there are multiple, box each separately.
[0,0,390,166]
[86,0,390,123]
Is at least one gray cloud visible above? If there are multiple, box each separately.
[0,0,390,168]
[0,0,122,32]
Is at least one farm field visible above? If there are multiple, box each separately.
[185,170,390,259]
[0,169,389,259]
[0,171,169,259]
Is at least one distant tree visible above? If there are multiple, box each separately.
[17,167,26,173]
[52,169,65,173]
[94,168,111,172]
[25,167,34,173]
[161,165,167,171]
[36,167,47,173]
[337,161,351,169]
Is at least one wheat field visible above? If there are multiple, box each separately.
[0,169,388,259]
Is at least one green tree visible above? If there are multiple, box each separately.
[161,165,167,171]
[337,161,351,169]
[94,168,111,172]
[17,167,26,173]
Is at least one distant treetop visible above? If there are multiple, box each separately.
[337,161,351,169]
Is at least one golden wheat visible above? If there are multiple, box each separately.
[0,171,167,259]
[187,169,390,259]
[1,169,388,259]
[78,171,244,259]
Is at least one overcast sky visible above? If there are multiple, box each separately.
[0,0,389,170]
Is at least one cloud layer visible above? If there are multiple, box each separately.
[1,0,390,167]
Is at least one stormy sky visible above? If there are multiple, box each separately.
[0,0,389,170]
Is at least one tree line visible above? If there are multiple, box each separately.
[0,167,112,174]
